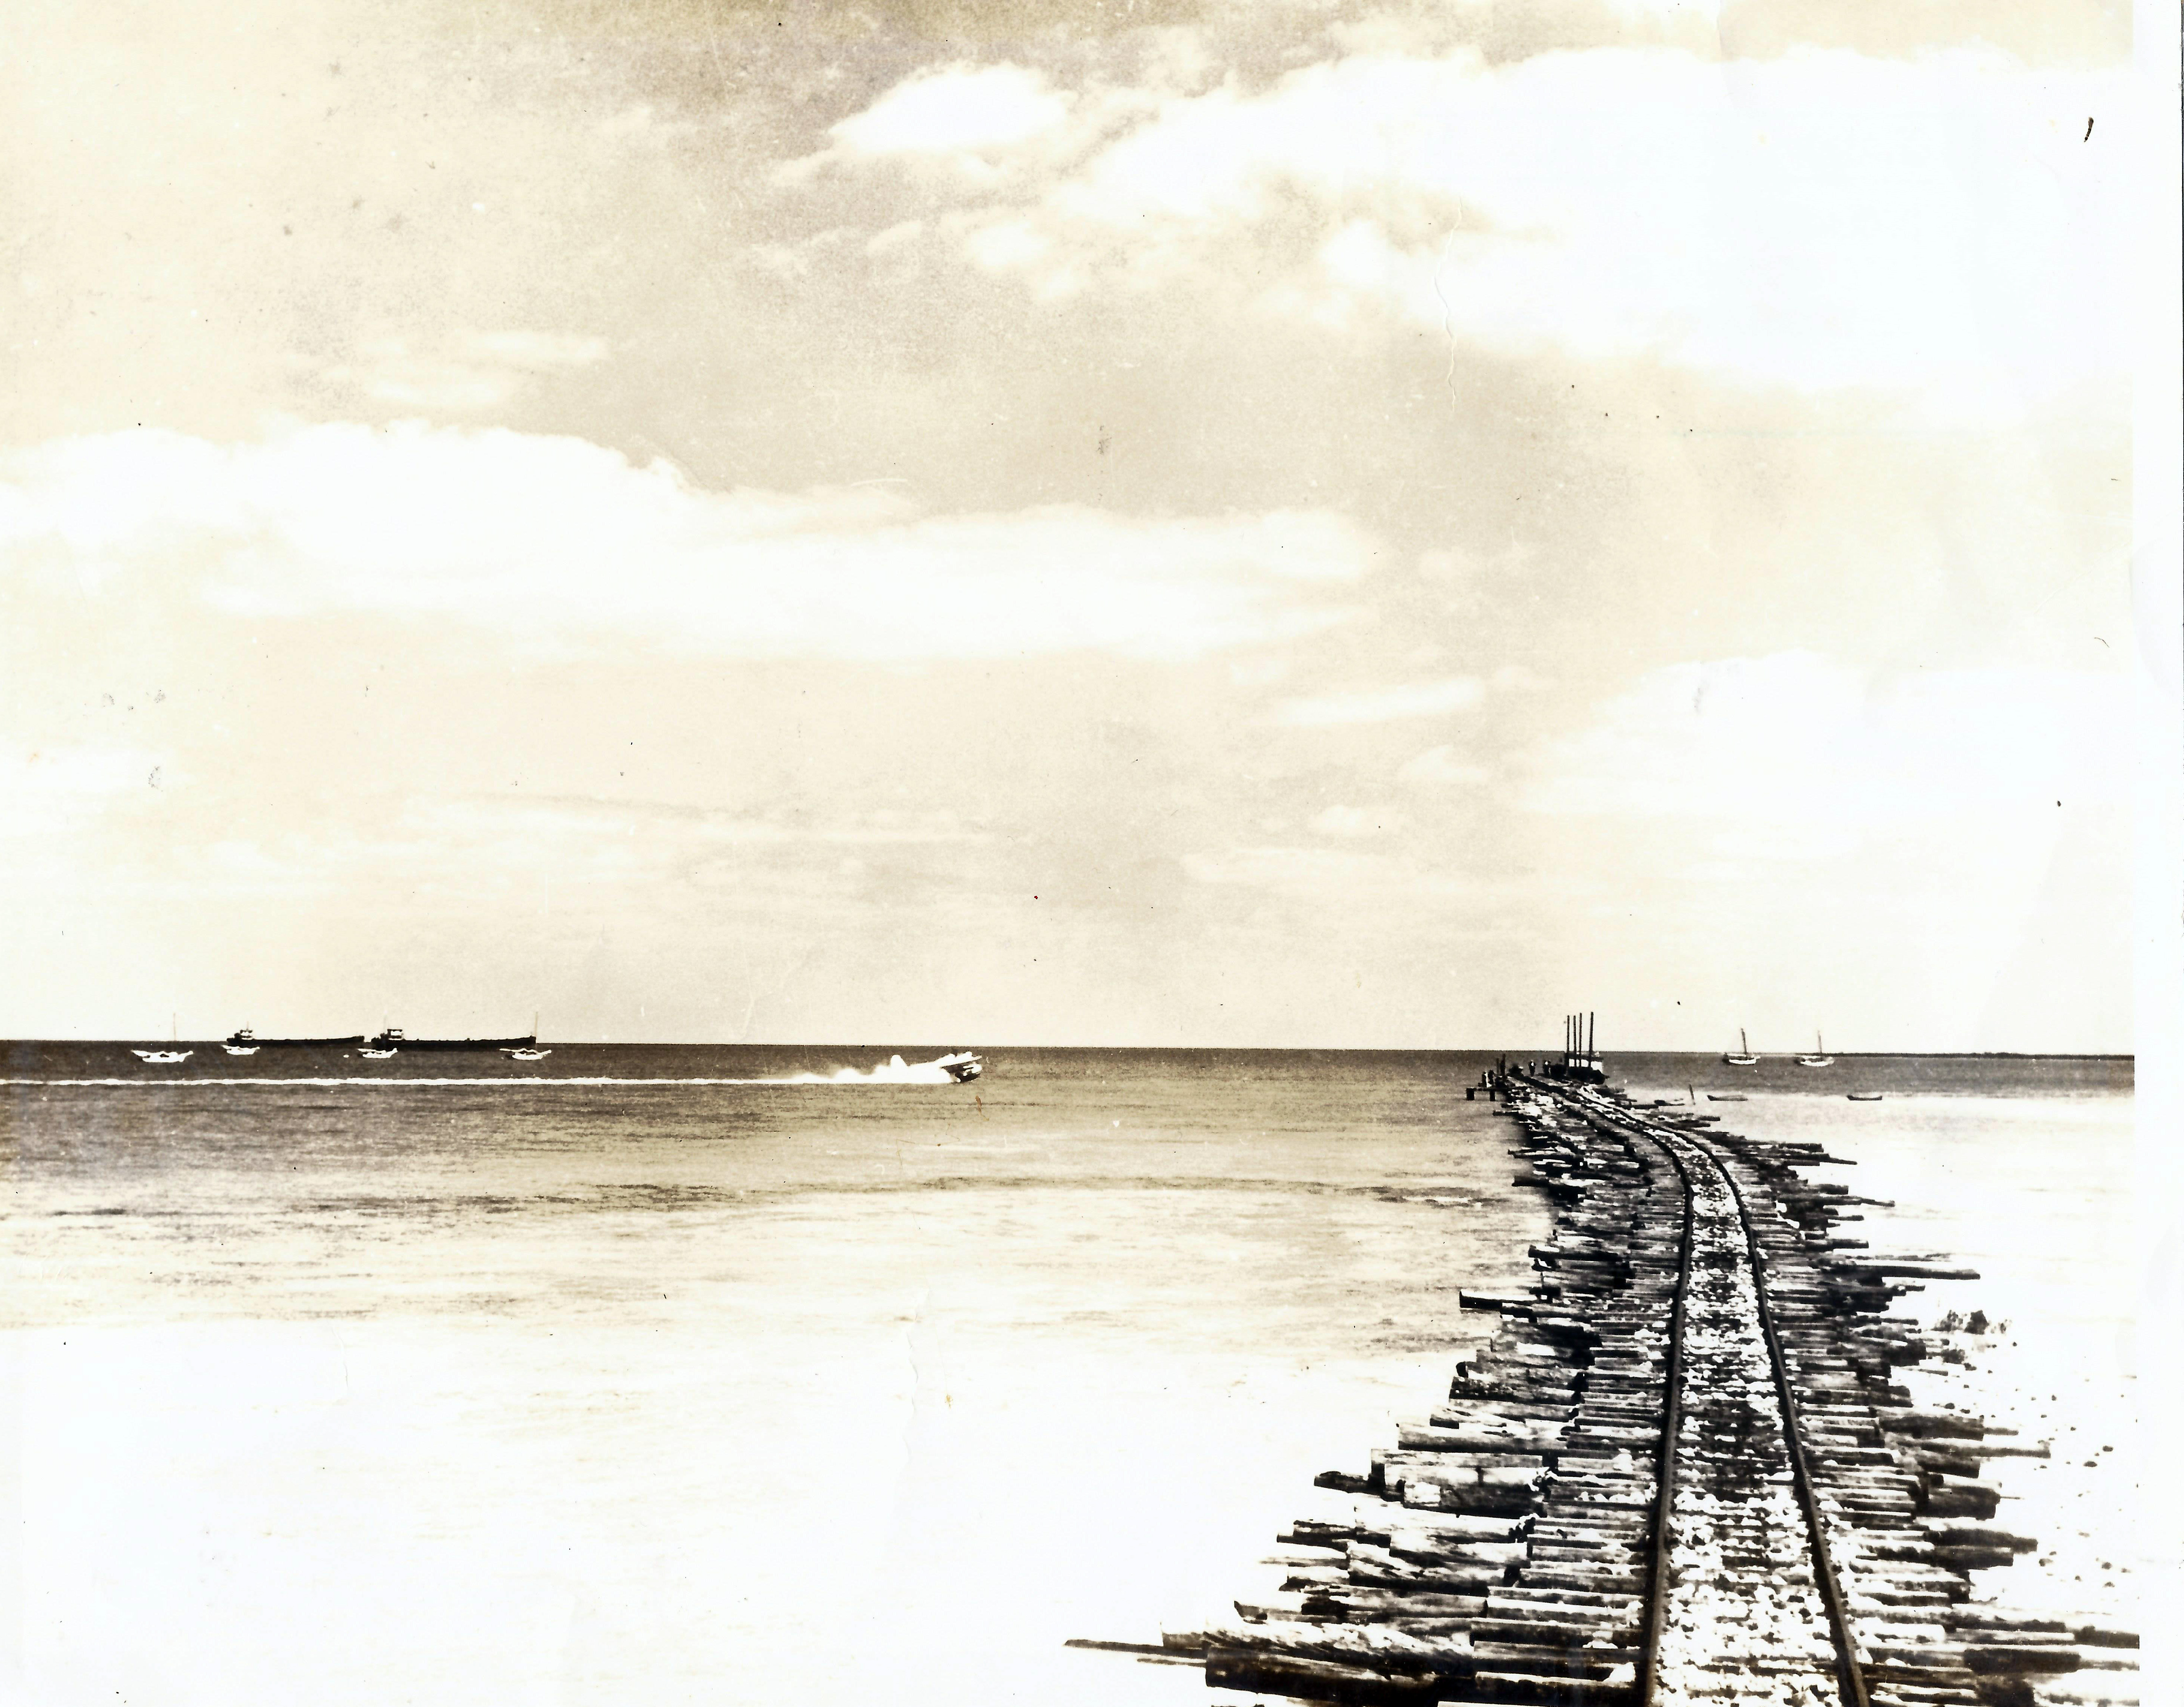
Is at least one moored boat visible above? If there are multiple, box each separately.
[131,1049,192,1063]
[1796,1031,1834,1067]
[1723,1027,1760,1066]
[1846,1091,1883,1101]
[502,1047,552,1061]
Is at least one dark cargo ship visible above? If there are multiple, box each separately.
[367,1028,537,1052]
[226,1028,367,1049]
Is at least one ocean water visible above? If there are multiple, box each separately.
[1,1047,1546,1707]
[0,1048,2138,1706]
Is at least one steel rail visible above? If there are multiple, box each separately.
[1682,1126,1871,1707]
[1644,1116,1872,1707]
[1542,1086,1872,1707]
[1632,1118,1696,1707]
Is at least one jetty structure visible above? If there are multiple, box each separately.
[1071,1042,2138,1707]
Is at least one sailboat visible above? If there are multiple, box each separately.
[1797,1032,1834,1067]
[132,1014,192,1064]
[1723,1028,1760,1066]
[502,1012,551,1061]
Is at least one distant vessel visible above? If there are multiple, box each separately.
[135,1015,190,1062]
[368,1029,535,1052]
[1724,1028,1760,1066]
[1797,1032,1834,1067]
[226,1029,366,1050]
[935,1050,984,1082]
[1547,1012,1605,1084]
[1847,1091,1883,1102]
[501,1015,549,1061]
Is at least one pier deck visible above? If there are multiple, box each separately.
[1086,1075,2139,1707]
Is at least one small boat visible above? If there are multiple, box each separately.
[1707,1091,1748,1102]
[502,1048,551,1061]
[223,1043,260,1055]
[1723,1028,1760,1066]
[935,1050,984,1083]
[1797,1031,1834,1067]
[1847,1091,1883,1102]
[358,1047,398,1060]
[134,1015,190,1063]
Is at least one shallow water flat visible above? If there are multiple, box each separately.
[3,1048,1545,1707]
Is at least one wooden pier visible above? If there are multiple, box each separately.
[1077,1071,2139,1707]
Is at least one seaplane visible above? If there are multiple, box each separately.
[1723,1028,1760,1066]
[1796,1032,1834,1067]
[935,1050,984,1083]
[358,1045,399,1060]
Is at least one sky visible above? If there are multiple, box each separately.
[0,0,2170,1050]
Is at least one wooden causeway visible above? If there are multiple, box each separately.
[1148,1074,2139,1707]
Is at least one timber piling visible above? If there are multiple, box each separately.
[1120,1066,2139,1707]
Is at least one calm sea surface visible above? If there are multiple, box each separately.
[0,1048,2137,1706]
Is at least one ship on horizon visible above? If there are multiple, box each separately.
[367,1028,537,1052]
[226,1028,367,1053]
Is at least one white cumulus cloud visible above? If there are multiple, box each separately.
[1309,804,1405,837]
[851,45,2134,405]
[833,63,1072,157]
[1,745,178,837]
[1277,677,1486,726]
[1522,651,2131,841]
[1397,745,1492,787]
[0,424,1379,663]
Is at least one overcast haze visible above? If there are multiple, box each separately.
[1,0,2161,1050]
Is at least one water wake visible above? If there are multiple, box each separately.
[779,1054,960,1086]
[3,1054,976,1089]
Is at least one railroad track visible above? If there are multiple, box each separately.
[1087,1074,2140,1707]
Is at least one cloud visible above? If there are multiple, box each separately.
[1309,804,1405,837]
[834,63,1073,158]
[321,331,611,412]
[1183,844,1402,899]
[1,745,177,837]
[832,45,2133,403]
[0,424,1379,663]
[1277,677,1486,726]
[1522,651,2131,844]
[1397,745,1491,787]
[784,62,1106,188]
